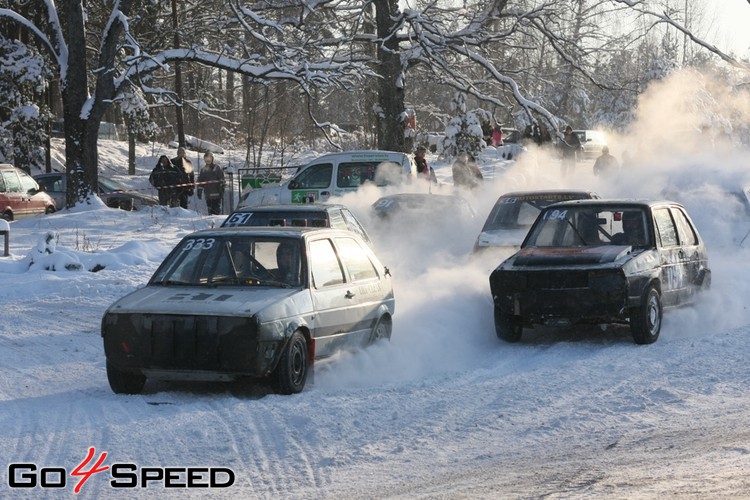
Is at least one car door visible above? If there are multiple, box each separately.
[653,207,684,306]
[18,171,47,215]
[1,169,27,218]
[308,237,355,357]
[285,163,334,204]
[670,206,705,299]
[331,236,383,347]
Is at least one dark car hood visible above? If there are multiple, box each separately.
[512,245,634,266]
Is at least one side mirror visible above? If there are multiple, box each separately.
[288,180,300,190]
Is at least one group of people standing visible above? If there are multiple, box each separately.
[149,147,226,215]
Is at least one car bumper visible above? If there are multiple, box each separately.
[102,313,281,379]
[490,269,630,326]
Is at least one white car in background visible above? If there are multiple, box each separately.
[240,150,418,207]
[573,129,608,160]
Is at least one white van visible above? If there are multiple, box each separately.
[240,150,418,207]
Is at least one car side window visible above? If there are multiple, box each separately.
[341,209,370,243]
[653,208,678,247]
[293,164,332,189]
[3,171,21,193]
[328,209,348,231]
[310,239,345,287]
[19,172,37,193]
[334,237,378,282]
[671,208,698,246]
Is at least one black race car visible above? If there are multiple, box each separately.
[489,199,711,344]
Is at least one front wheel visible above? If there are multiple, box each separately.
[272,331,308,395]
[630,285,662,344]
[106,361,146,394]
[494,307,523,343]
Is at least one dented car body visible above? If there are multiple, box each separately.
[489,200,710,344]
[102,227,395,395]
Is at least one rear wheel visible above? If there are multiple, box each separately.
[494,307,523,343]
[630,285,662,344]
[369,315,392,344]
[106,361,146,394]
[1,210,12,221]
[273,331,308,394]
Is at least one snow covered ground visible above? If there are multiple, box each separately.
[2,131,750,498]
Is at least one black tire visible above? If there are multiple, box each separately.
[106,361,146,394]
[630,285,662,344]
[1,211,12,221]
[369,315,392,345]
[273,331,308,395]
[45,206,55,215]
[494,307,523,343]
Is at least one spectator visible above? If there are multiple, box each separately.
[559,126,581,176]
[414,146,431,180]
[452,151,483,189]
[593,146,620,176]
[149,155,179,206]
[171,147,195,209]
[490,126,504,147]
[197,152,226,215]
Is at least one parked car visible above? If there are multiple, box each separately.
[240,150,418,207]
[221,203,372,245]
[473,190,599,256]
[102,227,395,395]
[34,172,159,211]
[0,164,56,221]
[573,129,608,160]
[490,199,710,344]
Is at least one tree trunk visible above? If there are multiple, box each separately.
[374,0,406,152]
[61,0,91,208]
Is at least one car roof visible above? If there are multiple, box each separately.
[185,226,360,240]
[375,193,467,202]
[496,189,599,199]
[545,199,683,210]
[229,203,347,214]
[313,150,408,161]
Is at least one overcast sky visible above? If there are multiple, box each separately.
[704,0,750,56]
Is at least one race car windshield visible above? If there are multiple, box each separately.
[150,235,304,287]
[524,206,652,248]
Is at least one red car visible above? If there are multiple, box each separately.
[0,164,56,221]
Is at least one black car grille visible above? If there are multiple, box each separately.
[526,271,589,289]
[103,313,258,372]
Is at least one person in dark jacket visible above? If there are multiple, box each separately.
[414,146,431,180]
[197,152,225,215]
[149,155,180,206]
[593,146,620,176]
[559,126,581,177]
[171,147,194,209]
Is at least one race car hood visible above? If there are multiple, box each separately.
[511,245,634,266]
[104,285,311,321]
[475,228,528,249]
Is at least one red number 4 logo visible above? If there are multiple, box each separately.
[70,447,109,494]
